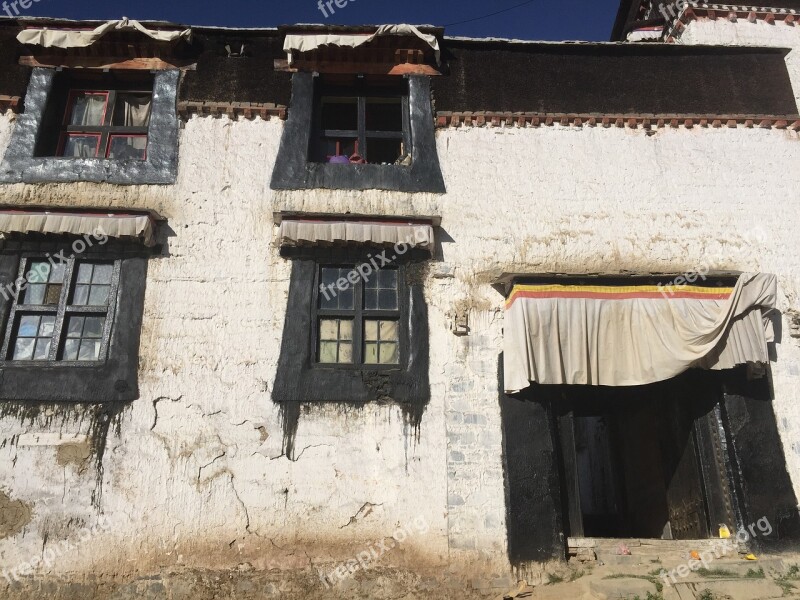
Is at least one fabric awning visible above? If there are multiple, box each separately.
[17,19,192,49]
[284,24,441,65]
[279,219,434,251]
[0,209,157,246]
[503,273,777,392]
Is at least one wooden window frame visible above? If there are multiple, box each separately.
[311,80,411,165]
[1,255,121,366]
[311,263,404,369]
[56,89,151,159]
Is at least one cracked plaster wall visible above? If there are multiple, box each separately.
[0,61,798,583]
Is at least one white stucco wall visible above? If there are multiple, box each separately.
[0,18,798,590]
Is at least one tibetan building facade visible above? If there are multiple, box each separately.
[0,3,799,598]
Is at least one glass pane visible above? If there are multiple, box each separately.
[321,268,340,287]
[321,97,358,131]
[366,137,403,165]
[338,342,353,363]
[378,289,398,310]
[33,338,51,360]
[339,320,353,341]
[77,264,93,284]
[365,273,378,289]
[88,285,110,306]
[73,285,90,306]
[62,134,100,158]
[68,92,107,126]
[366,98,403,131]
[319,319,339,341]
[27,262,49,283]
[18,315,39,337]
[91,264,113,284]
[107,136,148,160]
[84,317,105,338]
[50,262,66,284]
[67,316,84,338]
[338,287,354,310]
[365,320,379,342]
[319,341,338,364]
[77,339,101,361]
[378,269,397,290]
[63,339,80,361]
[39,316,55,337]
[380,320,399,341]
[364,343,379,365]
[25,284,45,305]
[44,284,62,305]
[380,342,399,365]
[112,93,152,127]
[364,289,378,310]
[13,337,34,361]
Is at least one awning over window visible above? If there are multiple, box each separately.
[284,24,441,64]
[503,273,777,392]
[0,209,157,246]
[17,19,192,49]
[279,218,435,251]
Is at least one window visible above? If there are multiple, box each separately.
[58,90,152,159]
[1,258,119,363]
[315,265,401,366]
[311,79,410,165]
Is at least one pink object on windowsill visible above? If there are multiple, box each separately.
[328,155,350,164]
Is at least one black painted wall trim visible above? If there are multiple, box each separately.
[272,254,430,455]
[0,240,149,402]
[270,73,446,193]
[0,68,180,185]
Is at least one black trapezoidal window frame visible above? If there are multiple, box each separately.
[270,72,446,193]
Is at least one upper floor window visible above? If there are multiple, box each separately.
[311,78,410,166]
[58,90,152,159]
[1,257,119,363]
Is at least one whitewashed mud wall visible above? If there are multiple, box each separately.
[0,61,798,589]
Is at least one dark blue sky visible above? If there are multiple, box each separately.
[13,0,622,42]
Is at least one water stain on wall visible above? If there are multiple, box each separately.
[0,490,32,538]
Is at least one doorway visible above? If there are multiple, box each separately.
[555,371,732,540]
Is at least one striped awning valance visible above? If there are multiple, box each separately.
[0,209,157,246]
[279,218,434,251]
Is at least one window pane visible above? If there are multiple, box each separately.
[321,97,358,131]
[73,285,90,306]
[338,287,354,310]
[88,285,110,306]
[33,338,51,360]
[319,341,338,364]
[364,289,378,310]
[62,134,100,158]
[39,316,55,337]
[44,284,63,305]
[366,137,403,165]
[77,340,101,361]
[365,98,403,131]
[364,343,379,365]
[380,342,399,365]
[378,289,398,310]
[107,136,147,160]
[63,339,80,361]
[18,315,39,337]
[320,319,339,341]
[13,338,35,361]
[378,269,397,289]
[319,268,355,310]
[68,92,107,126]
[50,263,66,283]
[84,317,105,338]
[27,262,49,284]
[112,93,152,127]
[380,320,399,341]
[77,264,93,284]
[24,284,45,305]
[339,342,353,363]
[67,316,84,338]
[339,320,353,341]
[365,320,379,342]
[92,264,114,284]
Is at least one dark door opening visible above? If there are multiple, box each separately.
[556,372,733,540]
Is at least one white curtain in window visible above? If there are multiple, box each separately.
[63,136,99,158]
[118,94,152,127]
[70,95,106,126]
